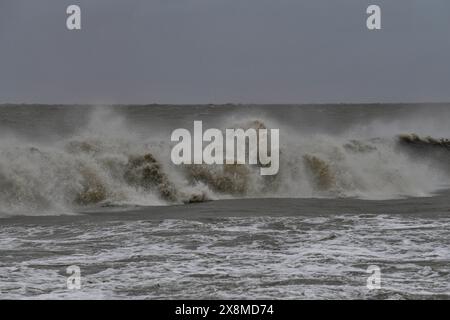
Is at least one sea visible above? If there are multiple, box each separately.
[0,104,449,299]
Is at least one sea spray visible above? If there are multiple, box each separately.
[1,105,449,216]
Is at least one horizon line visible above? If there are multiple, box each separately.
[1,101,450,107]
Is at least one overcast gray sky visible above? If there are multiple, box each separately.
[0,0,449,104]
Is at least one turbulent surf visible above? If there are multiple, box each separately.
[0,104,449,216]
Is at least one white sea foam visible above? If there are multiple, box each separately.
[0,215,448,299]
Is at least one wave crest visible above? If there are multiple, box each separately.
[1,111,449,216]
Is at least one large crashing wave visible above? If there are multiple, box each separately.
[0,109,449,216]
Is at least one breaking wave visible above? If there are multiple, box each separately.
[0,108,449,217]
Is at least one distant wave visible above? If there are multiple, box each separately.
[398,134,450,157]
[0,109,449,217]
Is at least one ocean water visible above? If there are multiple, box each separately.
[0,104,449,299]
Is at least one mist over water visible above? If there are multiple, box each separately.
[0,104,450,217]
